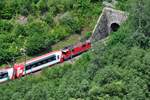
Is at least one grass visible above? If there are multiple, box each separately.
[52,34,82,50]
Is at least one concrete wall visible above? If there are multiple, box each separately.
[91,7,128,42]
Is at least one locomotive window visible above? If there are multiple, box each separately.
[25,55,56,70]
[0,72,8,79]
[62,50,69,54]
[82,44,86,47]
[71,48,74,52]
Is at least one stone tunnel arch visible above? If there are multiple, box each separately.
[110,23,120,32]
[92,7,128,41]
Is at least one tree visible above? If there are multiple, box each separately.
[59,12,81,33]
[42,12,54,26]
[23,20,51,55]
[51,25,70,42]
[25,33,51,55]
[130,0,150,36]
[25,83,49,100]
[0,20,13,33]
[37,0,48,13]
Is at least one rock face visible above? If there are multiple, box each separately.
[91,7,128,42]
[17,16,28,24]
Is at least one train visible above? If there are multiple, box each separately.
[0,40,91,83]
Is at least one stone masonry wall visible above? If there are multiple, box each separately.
[91,7,128,42]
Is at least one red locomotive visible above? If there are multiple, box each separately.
[0,40,91,83]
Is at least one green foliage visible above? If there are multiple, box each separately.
[25,33,50,55]
[1,0,150,100]
[42,12,54,26]
[117,0,130,11]
[36,0,48,13]
[127,0,150,36]
[59,12,81,33]
[1,37,150,99]
[0,0,101,64]
[0,20,13,33]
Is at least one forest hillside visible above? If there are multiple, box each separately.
[0,0,101,65]
[0,0,150,100]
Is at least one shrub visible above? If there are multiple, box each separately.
[59,12,81,33]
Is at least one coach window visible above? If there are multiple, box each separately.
[25,65,32,70]
[57,55,59,59]
[42,60,47,64]
[0,72,8,79]
[38,62,41,66]
[49,55,56,61]
[33,63,38,68]
[25,55,56,70]
[45,59,49,63]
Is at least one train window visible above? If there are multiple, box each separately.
[47,55,56,62]
[48,58,51,61]
[57,55,59,59]
[32,64,36,68]
[43,60,47,64]
[82,44,86,47]
[62,50,69,55]
[25,65,32,70]
[71,48,74,52]
[25,55,56,70]
[38,63,41,66]
[0,72,8,79]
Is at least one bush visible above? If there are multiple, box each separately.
[0,20,13,33]
[16,20,51,55]
[26,20,49,35]
[25,32,51,55]
[36,0,48,13]
[0,0,102,64]
[51,25,70,42]
[42,12,54,26]
[59,12,81,33]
